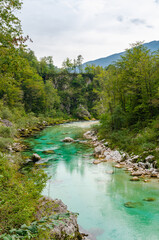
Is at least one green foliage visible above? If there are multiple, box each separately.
[0,125,16,138]
[0,155,48,232]
[0,0,23,48]
[0,137,13,150]
[0,212,76,240]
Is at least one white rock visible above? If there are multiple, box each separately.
[145,155,155,162]
[130,176,140,181]
[93,160,101,164]
[94,145,103,155]
[105,155,112,161]
[131,171,144,176]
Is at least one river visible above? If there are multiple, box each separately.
[26,121,159,240]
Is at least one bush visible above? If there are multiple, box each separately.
[0,106,13,120]
[0,126,16,138]
[0,156,48,232]
[0,137,13,150]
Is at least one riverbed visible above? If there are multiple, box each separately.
[26,121,159,240]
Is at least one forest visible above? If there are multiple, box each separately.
[1,0,159,239]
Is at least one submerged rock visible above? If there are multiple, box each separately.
[130,176,140,181]
[124,201,143,208]
[131,171,144,176]
[143,197,155,202]
[62,137,75,143]
[42,150,55,154]
[105,170,114,174]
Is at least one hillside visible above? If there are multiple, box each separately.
[83,40,159,68]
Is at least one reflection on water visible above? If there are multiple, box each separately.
[26,121,159,240]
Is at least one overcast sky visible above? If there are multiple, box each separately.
[19,0,159,67]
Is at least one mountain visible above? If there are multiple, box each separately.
[83,41,159,68]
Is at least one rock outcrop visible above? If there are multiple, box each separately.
[75,105,91,120]
[35,197,83,240]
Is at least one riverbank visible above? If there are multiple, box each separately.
[83,130,159,182]
[0,117,88,240]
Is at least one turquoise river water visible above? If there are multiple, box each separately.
[26,121,159,240]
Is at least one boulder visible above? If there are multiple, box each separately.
[137,162,145,169]
[112,150,122,161]
[145,162,151,169]
[145,155,155,162]
[31,153,41,162]
[114,164,123,168]
[104,142,109,146]
[83,131,92,139]
[131,171,144,176]
[105,155,112,161]
[143,179,150,183]
[94,145,103,155]
[130,176,140,181]
[151,171,158,177]
[93,160,101,164]
[62,137,75,143]
[121,153,127,160]
[131,155,140,163]
[101,159,107,163]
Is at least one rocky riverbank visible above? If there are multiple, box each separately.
[35,197,86,240]
[83,130,159,182]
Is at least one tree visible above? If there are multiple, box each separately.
[77,55,84,73]
[0,0,24,48]
[62,58,73,72]
[44,81,61,116]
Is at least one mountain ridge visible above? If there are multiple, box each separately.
[83,40,159,68]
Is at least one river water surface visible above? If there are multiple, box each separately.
[27,121,159,240]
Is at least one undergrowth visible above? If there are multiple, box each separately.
[98,116,159,166]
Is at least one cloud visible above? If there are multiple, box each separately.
[130,18,146,25]
[146,25,154,29]
[19,0,159,66]
[117,16,123,22]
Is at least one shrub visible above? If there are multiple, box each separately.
[0,107,13,120]
[0,156,48,232]
[0,126,16,138]
[0,137,13,150]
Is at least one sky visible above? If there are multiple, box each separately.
[19,0,159,67]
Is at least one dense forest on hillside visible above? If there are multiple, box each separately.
[1,0,159,239]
